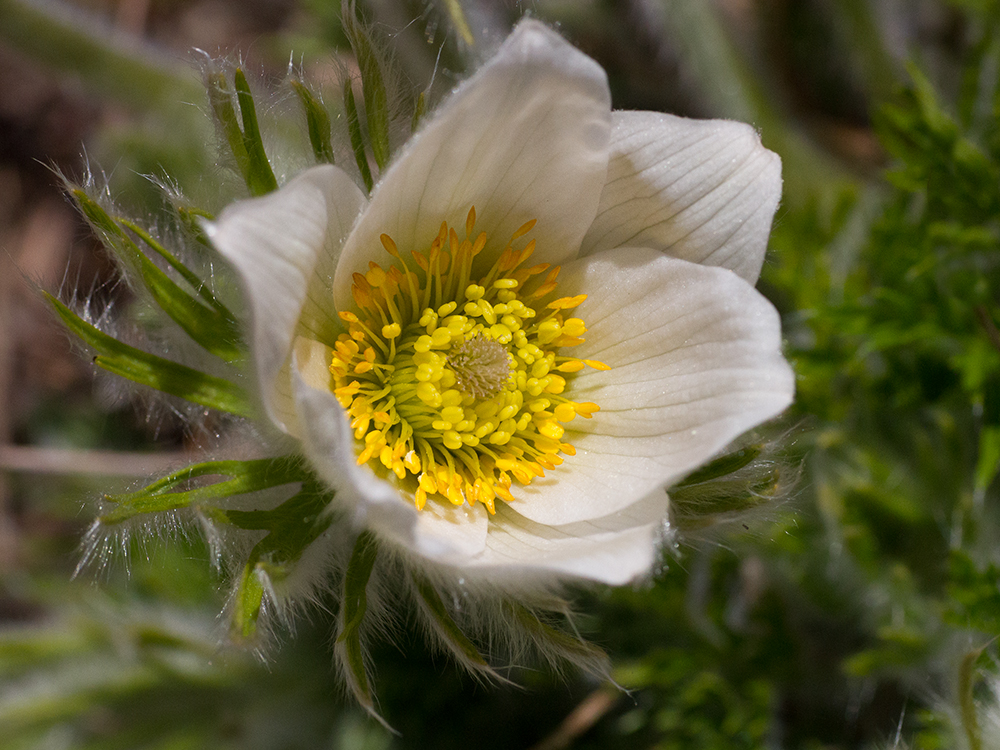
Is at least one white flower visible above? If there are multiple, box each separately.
[207,20,793,588]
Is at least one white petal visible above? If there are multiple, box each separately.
[513,247,794,526]
[290,363,488,565]
[470,490,668,584]
[579,112,782,283]
[207,165,366,433]
[333,19,611,311]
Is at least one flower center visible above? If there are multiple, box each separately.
[447,334,511,400]
[329,208,608,515]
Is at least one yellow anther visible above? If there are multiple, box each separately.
[441,389,464,408]
[562,318,587,337]
[479,300,496,325]
[554,403,577,422]
[430,328,452,347]
[366,264,387,287]
[416,381,441,406]
[537,420,565,440]
[382,322,402,339]
[490,324,513,344]
[500,314,520,332]
[465,284,486,300]
[528,398,551,412]
[547,294,588,311]
[530,359,550,378]
[512,218,537,240]
[441,406,465,423]
[380,234,399,257]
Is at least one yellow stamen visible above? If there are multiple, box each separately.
[328,209,606,515]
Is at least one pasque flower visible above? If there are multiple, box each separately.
[206,19,794,587]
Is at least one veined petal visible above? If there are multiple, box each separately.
[579,112,781,283]
[291,357,489,565]
[472,490,668,585]
[333,19,611,311]
[208,165,366,433]
[514,247,794,526]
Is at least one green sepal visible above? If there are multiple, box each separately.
[507,601,608,670]
[668,444,781,528]
[93,455,333,641]
[411,91,425,133]
[674,444,763,487]
[175,204,215,251]
[207,68,278,197]
[337,531,379,704]
[342,6,390,171]
[344,79,374,193]
[234,69,279,196]
[291,79,335,164]
[71,190,243,362]
[99,456,307,524]
[959,646,985,750]
[412,573,488,667]
[46,294,252,417]
[227,479,336,640]
[207,70,251,181]
[233,564,267,641]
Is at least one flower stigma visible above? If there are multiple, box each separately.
[329,208,609,515]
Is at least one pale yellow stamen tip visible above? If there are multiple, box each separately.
[447,335,511,400]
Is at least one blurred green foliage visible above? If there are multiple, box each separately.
[6,0,1000,748]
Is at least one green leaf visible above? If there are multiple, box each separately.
[99,456,307,524]
[228,480,335,640]
[674,445,763,487]
[342,7,390,171]
[94,455,333,642]
[233,565,267,641]
[411,91,425,133]
[412,573,488,668]
[234,69,279,196]
[71,189,243,362]
[206,68,278,197]
[207,70,251,180]
[291,79,335,164]
[46,294,252,417]
[959,647,984,750]
[507,601,607,671]
[338,531,379,705]
[344,78,374,192]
